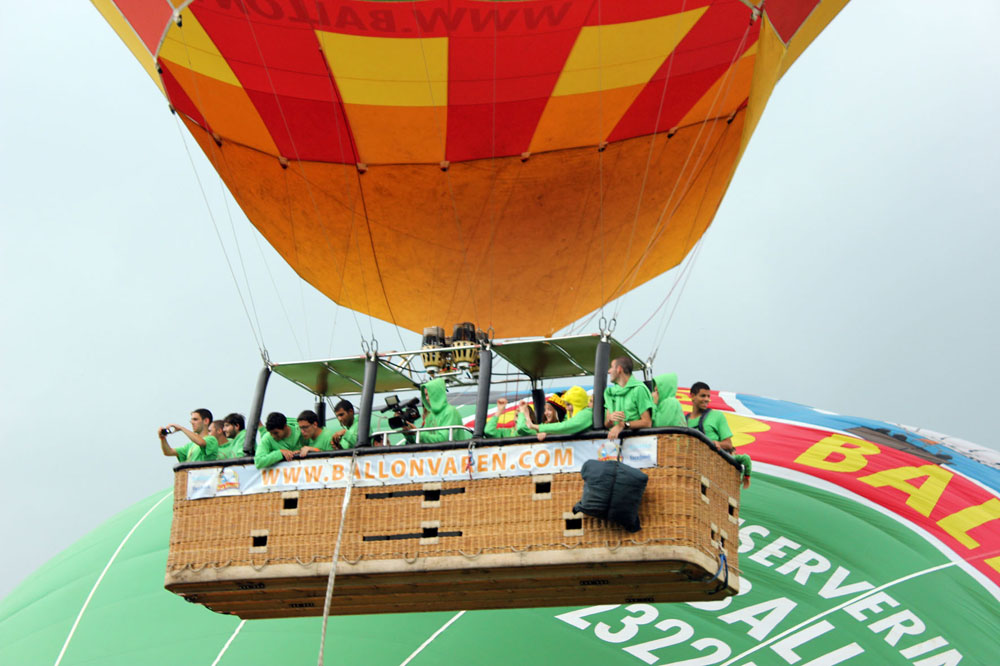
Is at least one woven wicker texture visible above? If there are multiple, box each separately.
[168,434,740,575]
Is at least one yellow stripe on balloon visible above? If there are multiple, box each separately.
[90,0,165,95]
[551,8,708,97]
[316,32,448,108]
[159,8,241,87]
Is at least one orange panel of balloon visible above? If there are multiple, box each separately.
[94,0,849,336]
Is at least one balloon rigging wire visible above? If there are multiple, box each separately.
[608,0,689,318]
[173,14,306,357]
[624,116,731,353]
[560,159,614,337]
[597,0,607,318]
[621,234,707,371]
[563,1,617,338]
[568,19,749,341]
[622,239,701,345]
[610,22,753,319]
[238,8,407,351]
[171,115,265,356]
[649,127,730,357]
[655,239,703,350]
[177,16,318,359]
[219,170,268,353]
[305,18,380,350]
[169,20,270,356]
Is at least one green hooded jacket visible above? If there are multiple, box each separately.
[538,407,593,436]
[254,419,303,469]
[404,378,470,444]
[734,453,752,480]
[485,409,532,438]
[652,373,685,427]
[339,419,359,448]
[175,436,219,463]
[218,430,246,460]
[603,374,654,423]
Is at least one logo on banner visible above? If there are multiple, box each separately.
[217,468,239,492]
[597,441,620,461]
[622,439,656,467]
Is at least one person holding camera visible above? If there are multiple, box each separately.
[402,378,470,444]
[158,408,219,462]
[254,411,304,468]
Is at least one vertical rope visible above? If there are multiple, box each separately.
[317,450,358,666]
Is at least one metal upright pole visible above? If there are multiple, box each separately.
[356,353,378,447]
[473,345,492,438]
[245,365,272,456]
[593,339,611,430]
[531,382,546,426]
[315,398,326,426]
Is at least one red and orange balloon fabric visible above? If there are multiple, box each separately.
[94,0,847,337]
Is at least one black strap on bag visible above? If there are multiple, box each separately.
[693,408,711,434]
[692,409,719,451]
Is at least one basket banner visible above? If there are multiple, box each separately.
[185,436,657,500]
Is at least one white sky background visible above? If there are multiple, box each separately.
[1,1,998,598]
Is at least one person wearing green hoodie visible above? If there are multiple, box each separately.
[484,398,533,438]
[530,389,594,441]
[561,386,589,418]
[402,378,471,444]
[651,373,686,427]
[254,412,304,468]
[604,357,654,440]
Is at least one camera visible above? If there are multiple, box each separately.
[380,395,421,429]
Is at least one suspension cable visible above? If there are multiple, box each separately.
[610,23,753,314]
[237,8,407,350]
[608,0,689,317]
[171,114,265,356]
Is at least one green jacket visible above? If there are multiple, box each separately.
[404,379,470,444]
[652,373,685,427]
[485,410,532,438]
[339,419,359,448]
[604,375,654,423]
[254,419,303,469]
[218,430,246,460]
[175,436,219,463]
[734,453,753,480]
[539,407,593,436]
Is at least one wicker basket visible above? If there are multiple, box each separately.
[166,433,741,618]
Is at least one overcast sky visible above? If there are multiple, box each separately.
[1,1,998,599]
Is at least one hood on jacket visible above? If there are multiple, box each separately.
[562,386,589,413]
[606,373,645,396]
[421,378,450,415]
[653,373,678,403]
